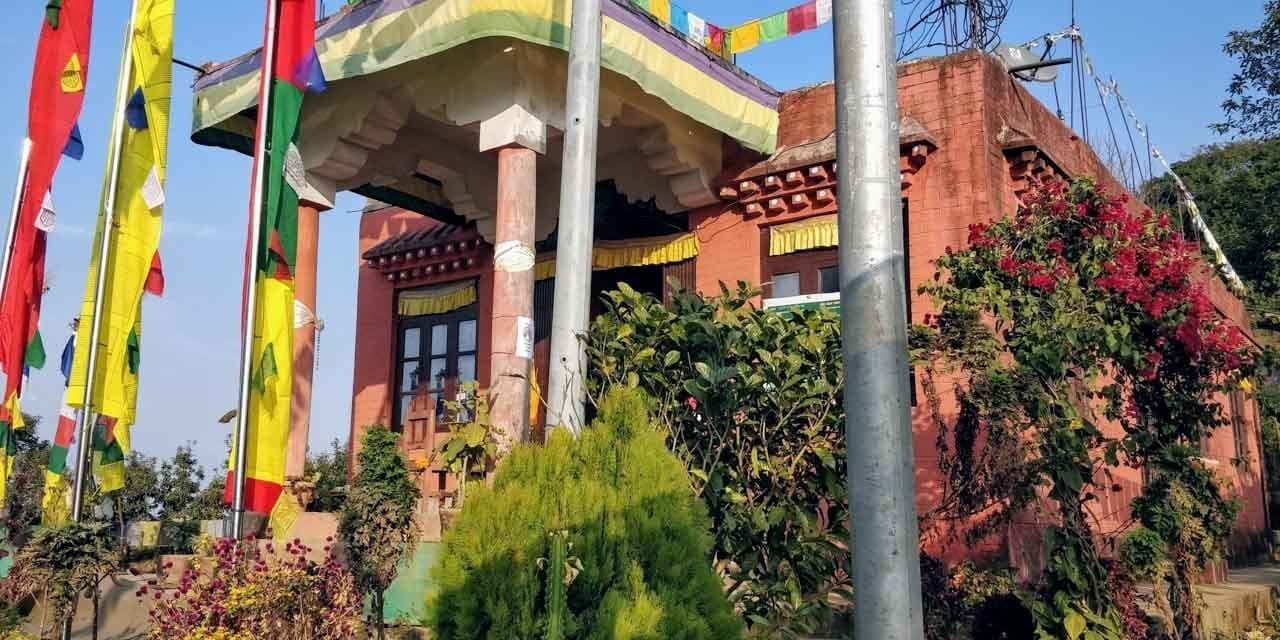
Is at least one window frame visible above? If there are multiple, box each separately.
[392,303,480,433]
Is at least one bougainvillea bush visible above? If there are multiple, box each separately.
[913,179,1255,640]
[428,387,740,639]
[137,536,361,640]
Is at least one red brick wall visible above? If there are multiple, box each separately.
[349,209,436,463]
[689,51,1269,570]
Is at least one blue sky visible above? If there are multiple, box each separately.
[0,0,1265,471]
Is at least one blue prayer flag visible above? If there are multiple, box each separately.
[63,123,83,160]
[671,4,690,34]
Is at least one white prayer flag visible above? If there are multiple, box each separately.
[817,0,833,25]
[688,13,707,43]
[285,143,309,195]
[141,167,165,210]
[35,192,55,232]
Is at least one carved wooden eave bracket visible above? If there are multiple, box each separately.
[717,115,937,219]
[363,224,489,287]
[997,124,1070,200]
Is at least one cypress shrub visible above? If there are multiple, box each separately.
[427,387,740,639]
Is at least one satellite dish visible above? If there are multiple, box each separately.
[996,43,1060,82]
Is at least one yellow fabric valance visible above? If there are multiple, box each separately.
[399,281,477,317]
[769,215,838,257]
[535,232,700,281]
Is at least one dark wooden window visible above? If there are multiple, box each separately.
[393,304,479,433]
[762,200,915,405]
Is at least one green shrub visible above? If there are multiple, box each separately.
[427,387,740,639]
[1119,526,1168,580]
[340,426,418,639]
[585,282,849,633]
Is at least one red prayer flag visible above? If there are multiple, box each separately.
[708,24,725,55]
[144,252,165,296]
[787,1,818,34]
[0,0,93,419]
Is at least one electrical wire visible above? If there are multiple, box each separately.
[897,0,1012,59]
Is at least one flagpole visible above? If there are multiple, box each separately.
[0,140,34,324]
[68,0,142,525]
[231,0,282,540]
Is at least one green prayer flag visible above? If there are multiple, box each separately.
[24,329,45,370]
[760,12,788,42]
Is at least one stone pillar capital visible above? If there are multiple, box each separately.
[479,104,547,155]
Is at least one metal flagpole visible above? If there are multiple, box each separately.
[231,0,282,540]
[69,0,142,525]
[832,0,924,639]
[0,139,34,312]
[545,0,602,435]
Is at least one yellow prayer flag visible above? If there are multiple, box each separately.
[68,0,173,441]
[649,0,671,25]
[731,20,762,54]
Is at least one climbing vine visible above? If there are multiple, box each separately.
[913,179,1255,639]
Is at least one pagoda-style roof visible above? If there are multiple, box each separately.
[190,0,783,240]
[191,0,780,153]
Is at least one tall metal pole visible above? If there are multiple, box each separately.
[545,0,602,435]
[0,140,34,310]
[231,0,282,540]
[832,1,924,639]
[69,0,142,525]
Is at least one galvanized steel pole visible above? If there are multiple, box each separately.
[545,0,602,435]
[232,0,283,540]
[832,1,925,639]
[0,139,33,312]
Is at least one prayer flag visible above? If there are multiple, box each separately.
[817,0,832,25]
[760,12,787,42]
[788,2,818,34]
[226,0,326,523]
[730,20,761,53]
[649,0,670,25]
[68,0,174,472]
[670,3,688,34]
[687,13,707,43]
[0,0,94,507]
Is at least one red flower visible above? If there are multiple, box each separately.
[684,397,699,411]
[1029,273,1056,291]
[999,255,1020,275]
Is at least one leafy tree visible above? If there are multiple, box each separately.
[186,475,226,522]
[157,445,205,521]
[1213,1,1280,138]
[3,522,119,638]
[304,438,348,512]
[3,415,49,539]
[1143,138,1280,316]
[339,427,416,640]
[118,451,161,524]
[585,283,849,635]
[429,387,740,639]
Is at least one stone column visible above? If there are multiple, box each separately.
[480,105,545,452]
[287,202,323,482]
